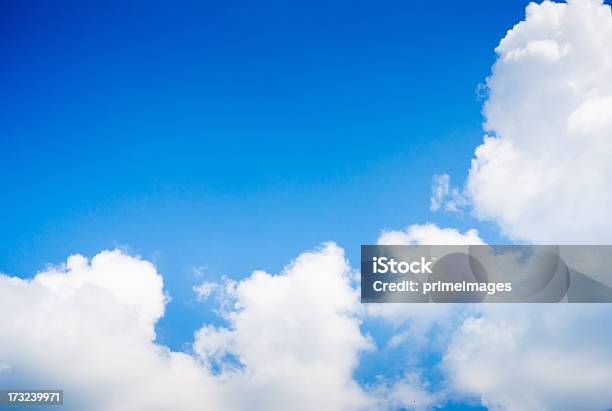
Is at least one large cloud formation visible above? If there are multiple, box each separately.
[437,1,612,410]
[193,243,373,411]
[444,305,612,411]
[0,250,221,411]
[466,0,612,243]
[0,245,382,411]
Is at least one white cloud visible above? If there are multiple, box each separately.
[345,1,612,409]
[368,224,481,366]
[466,0,612,243]
[430,174,450,212]
[378,223,484,246]
[444,305,612,411]
[430,174,468,214]
[369,373,442,411]
[0,250,222,411]
[0,245,402,411]
[437,5,612,405]
[3,238,610,411]
[193,242,375,411]
[193,281,218,301]
[33,251,166,340]
[373,221,612,411]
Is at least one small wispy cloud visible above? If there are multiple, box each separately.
[430,174,467,214]
[430,174,450,212]
[193,281,218,301]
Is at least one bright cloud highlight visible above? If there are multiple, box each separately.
[466,0,612,243]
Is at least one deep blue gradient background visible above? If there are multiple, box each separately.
[0,0,530,356]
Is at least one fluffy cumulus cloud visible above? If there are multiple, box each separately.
[466,0,612,243]
[193,242,374,411]
[376,225,612,409]
[432,3,612,408]
[444,305,612,411]
[1,245,421,411]
[0,250,222,411]
[4,229,610,411]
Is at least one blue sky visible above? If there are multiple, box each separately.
[0,0,527,351]
[4,1,612,410]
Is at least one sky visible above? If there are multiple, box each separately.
[2,0,612,410]
[0,0,522,348]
